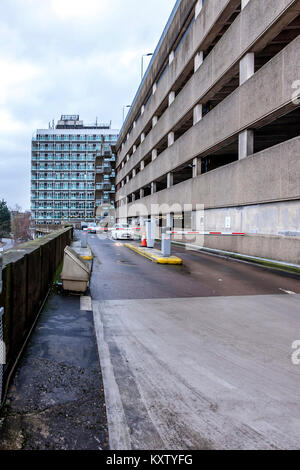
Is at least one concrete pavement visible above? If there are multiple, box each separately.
[85,233,300,450]
[94,294,300,450]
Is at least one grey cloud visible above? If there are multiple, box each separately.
[0,0,175,209]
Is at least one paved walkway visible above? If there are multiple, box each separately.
[0,293,108,450]
[93,294,300,450]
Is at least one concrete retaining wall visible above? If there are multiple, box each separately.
[0,227,73,401]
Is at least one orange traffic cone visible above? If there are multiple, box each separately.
[141,232,147,247]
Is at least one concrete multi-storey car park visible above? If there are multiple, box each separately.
[31,115,118,226]
[115,0,300,264]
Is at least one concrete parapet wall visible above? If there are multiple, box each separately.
[0,227,73,401]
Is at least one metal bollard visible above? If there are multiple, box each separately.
[161,227,171,257]
[81,231,87,248]
[145,220,155,248]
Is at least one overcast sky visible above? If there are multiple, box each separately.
[0,0,175,210]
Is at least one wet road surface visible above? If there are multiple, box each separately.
[86,232,300,450]
[85,232,300,300]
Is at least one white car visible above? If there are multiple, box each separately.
[111,224,133,240]
[87,223,97,234]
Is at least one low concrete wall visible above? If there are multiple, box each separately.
[0,227,73,402]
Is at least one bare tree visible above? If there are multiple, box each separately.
[11,211,32,243]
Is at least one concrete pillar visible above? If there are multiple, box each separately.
[193,104,203,125]
[239,130,254,159]
[195,0,203,19]
[133,121,136,128]
[126,175,130,183]
[194,51,204,73]
[152,116,158,128]
[152,83,157,95]
[141,133,145,143]
[122,180,125,187]
[241,0,251,9]
[132,169,136,178]
[151,182,156,194]
[168,132,174,147]
[140,189,144,199]
[141,105,145,115]
[127,133,129,141]
[169,51,175,65]
[133,145,137,153]
[126,154,130,162]
[122,161,125,168]
[167,172,173,188]
[168,91,175,107]
[140,160,145,171]
[239,53,255,85]
[152,149,158,161]
[193,157,202,178]
[132,193,136,202]
[122,143,124,150]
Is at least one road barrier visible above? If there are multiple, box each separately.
[168,231,245,235]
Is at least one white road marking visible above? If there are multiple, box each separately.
[80,296,92,311]
[279,288,296,295]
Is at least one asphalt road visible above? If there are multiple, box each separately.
[79,231,300,450]
[81,231,300,300]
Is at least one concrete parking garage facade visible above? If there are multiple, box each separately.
[115,0,300,264]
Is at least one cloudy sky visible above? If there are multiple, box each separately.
[0,0,175,210]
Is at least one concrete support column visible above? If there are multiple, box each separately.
[152,116,158,128]
[239,53,255,85]
[132,169,136,178]
[194,51,204,73]
[151,182,156,195]
[167,172,173,188]
[193,157,202,178]
[133,121,136,128]
[195,0,203,19]
[140,189,144,199]
[140,160,145,171]
[126,154,130,162]
[121,161,125,168]
[133,145,137,153]
[141,105,145,115]
[168,132,174,147]
[132,193,136,202]
[141,133,145,143]
[241,0,251,9]
[166,213,173,229]
[152,149,158,161]
[127,133,130,141]
[152,83,157,95]
[239,129,254,159]
[122,180,125,187]
[169,51,175,65]
[193,104,203,125]
[126,175,130,183]
[168,91,175,107]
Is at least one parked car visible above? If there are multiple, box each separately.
[111,224,133,240]
[87,223,97,234]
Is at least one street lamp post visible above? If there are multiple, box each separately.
[123,105,131,123]
[141,53,153,81]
